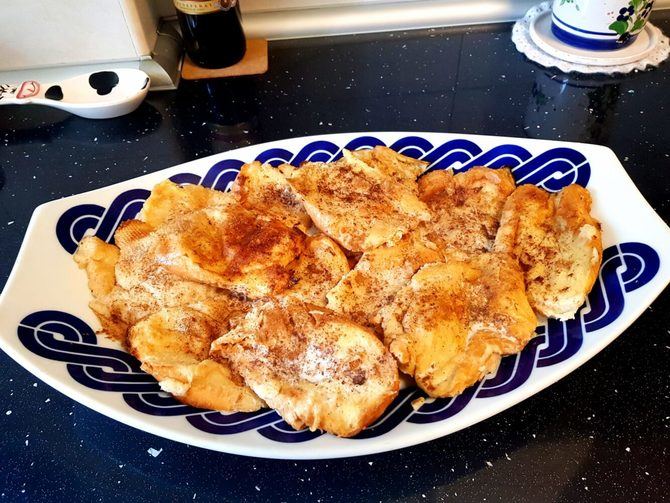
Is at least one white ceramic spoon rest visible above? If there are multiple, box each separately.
[0,69,150,119]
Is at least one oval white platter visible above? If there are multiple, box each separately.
[1,132,669,460]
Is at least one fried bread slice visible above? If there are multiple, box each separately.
[74,236,127,342]
[326,233,442,332]
[114,218,153,248]
[106,280,249,339]
[74,236,119,300]
[285,153,431,251]
[113,219,251,322]
[381,253,537,398]
[282,234,350,306]
[345,146,427,189]
[128,306,263,412]
[494,183,602,320]
[418,166,516,254]
[139,179,232,228]
[132,205,304,298]
[231,161,312,232]
[211,299,399,437]
[75,221,251,343]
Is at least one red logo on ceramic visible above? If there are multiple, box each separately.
[17,80,40,99]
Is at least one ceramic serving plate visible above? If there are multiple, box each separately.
[2,132,669,460]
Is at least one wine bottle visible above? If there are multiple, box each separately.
[174,1,246,69]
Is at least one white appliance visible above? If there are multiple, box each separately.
[0,0,181,90]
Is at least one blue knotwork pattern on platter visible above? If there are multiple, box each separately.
[17,242,660,440]
[55,136,591,253]
[25,135,658,443]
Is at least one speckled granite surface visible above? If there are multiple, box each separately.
[1,13,669,503]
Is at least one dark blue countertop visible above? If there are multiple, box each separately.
[1,13,669,502]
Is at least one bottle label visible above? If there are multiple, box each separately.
[174,0,237,15]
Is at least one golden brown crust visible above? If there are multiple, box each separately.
[181,359,264,411]
[326,232,443,332]
[129,306,263,412]
[74,236,119,299]
[346,146,428,188]
[381,253,538,398]
[418,166,516,254]
[112,217,250,323]
[138,206,304,298]
[73,236,127,343]
[139,180,231,228]
[114,219,153,249]
[282,234,351,306]
[494,184,603,320]
[211,299,399,437]
[73,147,604,435]
[231,161,312,232]
[77,227,262,413]
[285,153,430,251]
[76,221,253,345]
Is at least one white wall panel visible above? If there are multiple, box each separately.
[0,0,139,70]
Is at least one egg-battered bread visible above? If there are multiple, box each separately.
[73,144,605,437]
[283,234,351,306]
[136,181,303,298]
[211,299,399,437]
[115,219,250,322]
[418,167,516,254]
[326,233,442,332]
[381,253,537,398]
[345,146,428,189]
[231,161,312,232]
[74,235,119,301]
[139,179,232,228]
[129,306,264,411]
[76,224,261,413]
[75,223,252,344]
[136,205,304,298]
[285,152,431,251]
[494,183,602,320]
[74,236,127,342]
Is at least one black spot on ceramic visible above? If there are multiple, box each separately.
[141,77,150,90]
[88,71,119,96]
[45,85,63,101]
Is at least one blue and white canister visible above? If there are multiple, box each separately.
[551,0,654,50]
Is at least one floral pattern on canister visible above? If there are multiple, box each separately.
[609,1,654,43]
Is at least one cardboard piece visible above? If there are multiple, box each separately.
[181,39,268,80]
